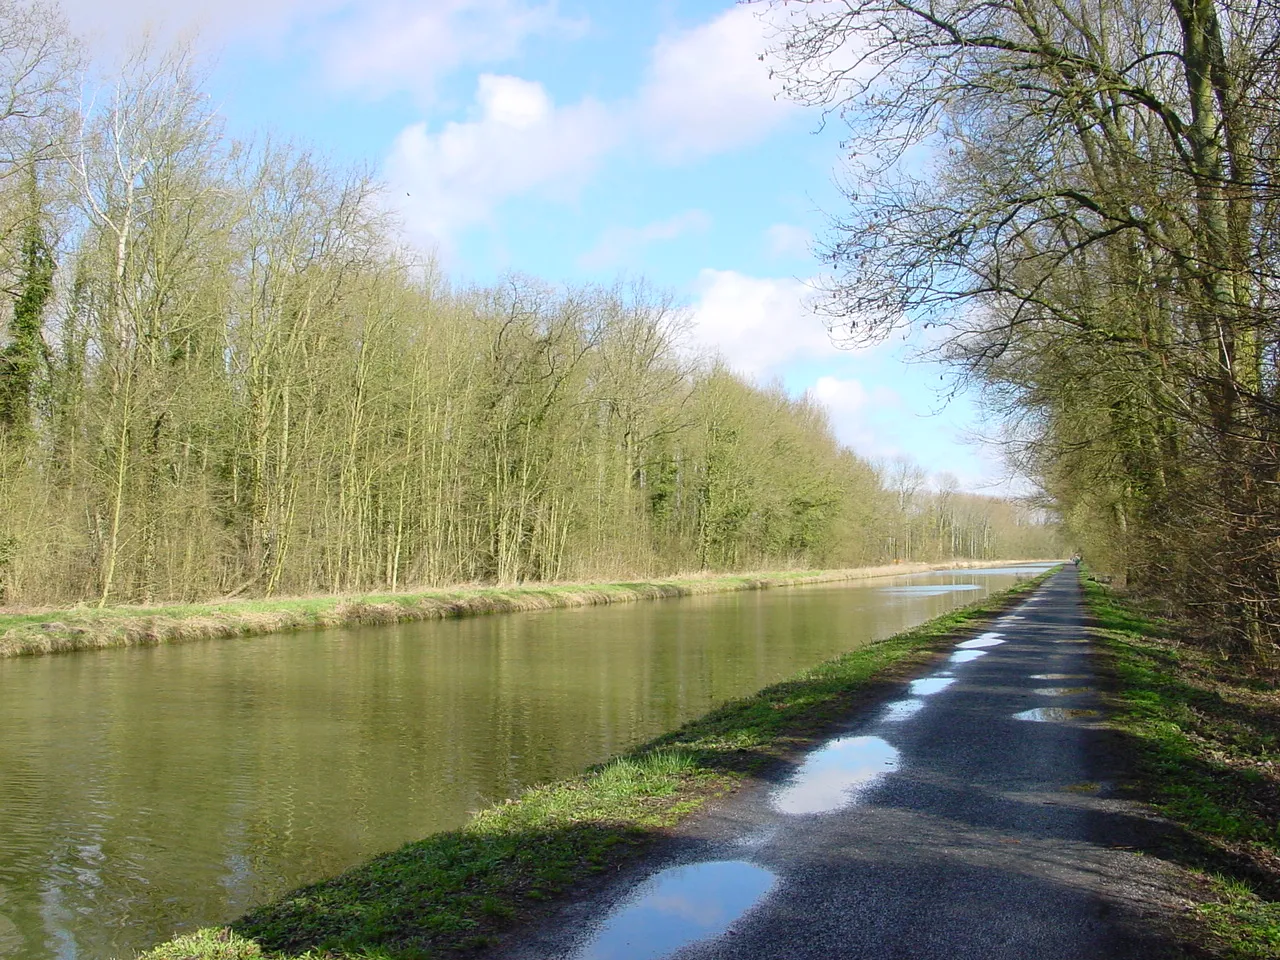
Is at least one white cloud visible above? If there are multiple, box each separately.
[636,5,795,162]
[810,375,905,459]
[812,374,1016,489]
[59,0,333,52]
[61,0,575,99]
[385,74,616,244]
[578,210,711,270]
[382,6,800,243]
[686,269,844,378]
[92,0,805,246]
[321,0,580,101]
[765,223,812,259]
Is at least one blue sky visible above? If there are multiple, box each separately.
[62,0,1012,491]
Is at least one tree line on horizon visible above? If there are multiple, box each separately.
[762,0,1280,663]
[0,4,1059,607]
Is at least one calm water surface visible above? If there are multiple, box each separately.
[0,564,1054,959]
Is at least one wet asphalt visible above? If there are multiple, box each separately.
[496,569,1189,960]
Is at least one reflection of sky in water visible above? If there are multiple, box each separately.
[880,699,925,723]
[950,564,1059,577]
[881,584,983,597]
[576,861,775,960]
[1012,708,1100,722]
[903,564,1057,581]
[909,676,956,696]
[957,632,1005,649]
[1030,673,1088,681]
[771,736,899,815]
[949,649,988,665]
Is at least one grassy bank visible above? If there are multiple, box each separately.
[0,559,1045,659]
[132,571,1053,960]
[1084,578,1280,959]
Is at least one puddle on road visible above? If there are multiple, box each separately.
[574,860,776,960]
[1030,673,1088,681]
[949,649,988,665]
[1032,686,1093,696]
[909,676,957,697]
[958,632,1005,649]
[771,736,900,815]
[1012,707,1101,722]
[880,698,926,722]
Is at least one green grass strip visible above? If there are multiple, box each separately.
[1083,578,1280,960]
[0,561,1036,659]
[132,573,1052,959]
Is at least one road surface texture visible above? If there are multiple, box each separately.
[495,569,1197,960]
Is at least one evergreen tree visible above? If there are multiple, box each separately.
[0,182,54,438]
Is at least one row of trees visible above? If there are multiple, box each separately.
[765,0,1280,661]
[0,3,1059,607]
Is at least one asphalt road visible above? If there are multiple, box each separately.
[496,569,1190,960]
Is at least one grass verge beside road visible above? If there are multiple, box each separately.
[1084,578,1280,959]
[132,572,1053,960]
[0,560,1039,659]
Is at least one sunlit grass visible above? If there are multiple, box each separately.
[134,929,263,959]
[1084,578,1280,958]
[1199,876,1280,959]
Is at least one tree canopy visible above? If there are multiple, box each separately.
[763,0,1280,661]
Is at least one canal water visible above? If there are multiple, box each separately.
[0,564,1055,959]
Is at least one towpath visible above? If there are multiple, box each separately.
[497,568,1190,959]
